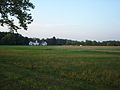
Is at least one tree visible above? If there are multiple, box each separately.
[0,0,35,32]
[1,33,16,45]
[52,36,57,45]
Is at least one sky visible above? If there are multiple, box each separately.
[1,0,120,41]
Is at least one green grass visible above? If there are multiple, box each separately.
[0,46,120,90]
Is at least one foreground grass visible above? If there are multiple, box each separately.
[0,46,120,90]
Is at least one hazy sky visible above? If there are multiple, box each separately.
[1,0,120,41]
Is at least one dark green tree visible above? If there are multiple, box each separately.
[0,0,35,32]
[1,33,16,45]
[52,36,57,45]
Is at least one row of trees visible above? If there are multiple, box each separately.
[65,40,120,46]
[0,32,29,45]
[0,32,120,46]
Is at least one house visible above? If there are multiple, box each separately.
[34,40,39,46]
[41,41,47,46]
[29,40,39,46]
[29,41,33,46]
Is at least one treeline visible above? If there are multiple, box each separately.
[65,40,120,46]
[46,37,120,46]
[0,32,29,45]
[0,32,120,46]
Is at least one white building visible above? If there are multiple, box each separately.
[41,41,47,46]
[29,41,33,46]
[29,40,39,46]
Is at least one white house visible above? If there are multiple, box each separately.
[41,41,47,46]
[29,40,39,46]
[29,41,33,46]
[34,41,39,46]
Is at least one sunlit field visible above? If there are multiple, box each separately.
[0,46,120,90]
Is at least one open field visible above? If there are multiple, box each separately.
[0,46,120,90]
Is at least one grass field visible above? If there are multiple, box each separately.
[0,46,120,90]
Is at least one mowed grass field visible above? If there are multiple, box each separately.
[0,46,120,90]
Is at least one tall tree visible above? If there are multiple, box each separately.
[0,0,35,32]
[52,36,57,45]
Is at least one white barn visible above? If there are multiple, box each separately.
[29,41,33,46]
[29,41,39,46]
[41,41,47,46]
